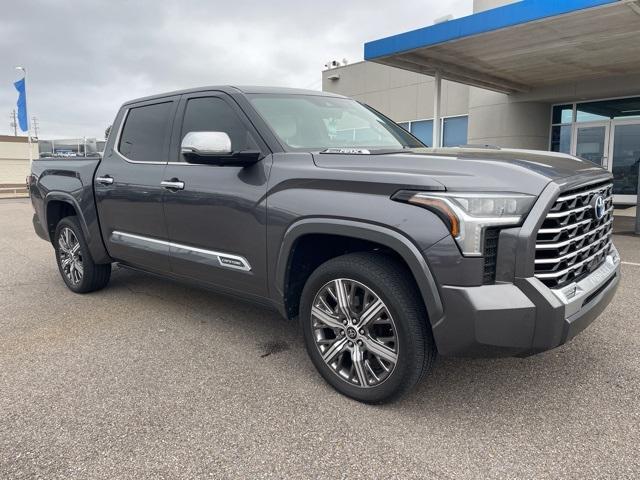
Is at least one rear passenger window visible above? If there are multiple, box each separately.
[118,102,173,162]
[181,97,258,153]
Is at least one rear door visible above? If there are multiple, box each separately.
[162,92,272,298]
[95,98,178,273]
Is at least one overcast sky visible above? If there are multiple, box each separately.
[1,0,471,140]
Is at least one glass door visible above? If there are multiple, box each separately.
[572,122,610,168]
[609,120,640,204]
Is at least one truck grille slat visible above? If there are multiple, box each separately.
[535,218,613,250]
[537,218,592,234]
[555,184,614,202]
[534,241,612,279]
[545,196,612,218]
[534,181,613,289]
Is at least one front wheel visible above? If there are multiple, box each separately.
[300,252,436,404]
[54,216,111,293]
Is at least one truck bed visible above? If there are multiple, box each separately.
[29,156,110,263]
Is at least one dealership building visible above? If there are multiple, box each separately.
[322,0,640,205]
[0,135,38,186]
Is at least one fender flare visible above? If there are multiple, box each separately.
[43,192,91,242]
[275,218,444,324]
[43,191,112,264]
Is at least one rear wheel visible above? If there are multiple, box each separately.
[54,216,111,293]
[300,252,436,404]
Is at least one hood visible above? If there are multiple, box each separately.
[312,147,611,196]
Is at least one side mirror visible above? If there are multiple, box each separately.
[181,131,262,166]
[181,131,232,157]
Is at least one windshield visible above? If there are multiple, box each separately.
[248,94,424,151]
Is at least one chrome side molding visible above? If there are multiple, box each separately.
[110,231,252,271]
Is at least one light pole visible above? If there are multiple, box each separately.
[10,109,18,136]
[15,66,33,166]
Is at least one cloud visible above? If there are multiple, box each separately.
[0,0,471,139]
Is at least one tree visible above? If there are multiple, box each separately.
[105,125,112,140]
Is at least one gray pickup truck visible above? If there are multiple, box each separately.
[29,86,620,403]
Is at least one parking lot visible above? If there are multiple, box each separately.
[1,197,639,479]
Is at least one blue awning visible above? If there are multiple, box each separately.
[364,0,640,93]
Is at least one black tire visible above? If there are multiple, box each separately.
[53,216,111,293]
[300,252,436,404]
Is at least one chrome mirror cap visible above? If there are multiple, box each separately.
[181,131,232,156]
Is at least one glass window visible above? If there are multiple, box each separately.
[611,124,640,196]
[552,105,573,124]
[119,102,173,162]
[576,108,608,123]
[249,94,423,150]
[410,120,433,147]
[577,97,640,123]
[575,126,607,166]
[181,97,257,152]
[550,125,571,154]
[443,116,468,147]
[398,122,410,131]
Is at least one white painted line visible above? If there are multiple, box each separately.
[621,261,640,267]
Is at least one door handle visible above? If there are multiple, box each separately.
[96,175,114,185]
[161,180,185,191]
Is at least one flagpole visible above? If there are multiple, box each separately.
[15,66,33,167]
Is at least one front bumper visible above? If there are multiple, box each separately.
[432,246,621,357]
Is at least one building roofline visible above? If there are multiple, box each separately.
[364,0,618,60]
[0,135,29,143]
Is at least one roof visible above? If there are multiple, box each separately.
[234,86,341,96]
[0,135,28,143]
[124,86,341,106]
[364,0,640,93]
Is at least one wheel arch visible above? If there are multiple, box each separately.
[45,193,89,242]
[43,192,112,264]
[275,219,444,325]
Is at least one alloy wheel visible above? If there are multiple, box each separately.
[311,278,398,388]
[58,227,84,285]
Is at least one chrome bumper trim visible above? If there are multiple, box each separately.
[550,245,620,318]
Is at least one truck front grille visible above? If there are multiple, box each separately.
[534,181,613,289]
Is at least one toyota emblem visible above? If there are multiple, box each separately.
[593,195,606,220]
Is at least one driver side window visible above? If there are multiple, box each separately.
[180,97,258,155]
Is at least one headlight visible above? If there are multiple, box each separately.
[394,191,535,256]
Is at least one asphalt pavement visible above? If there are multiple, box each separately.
[1,198,639,479]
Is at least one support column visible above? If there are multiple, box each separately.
[432,70,442,148]
[636,163,640,235]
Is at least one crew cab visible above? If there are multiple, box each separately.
[29,86,620,403]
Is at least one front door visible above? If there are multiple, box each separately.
[95,98,178,273]
[161,93,272,298]
[609,120,640,204]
